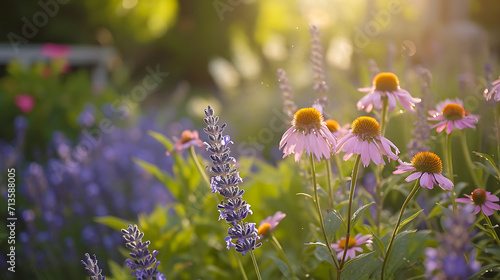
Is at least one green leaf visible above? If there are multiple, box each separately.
[427,204,443,219]
[351,201,375,227]
[94,216,131,232]
[473,151,499,179]
[314,245,337,266]
[385,230,415,277]
[341,251,378,280]
[133,157,180,198]
[107,260,129,280]
[365,225,385,257]
[467,263,500,279]
[324,210,344,243]
[148,130,174,150]
[296,192,314,199]
[437,203,454,218]
[397,209,424,231]
[304,242,327,247]
[270,256,291,278]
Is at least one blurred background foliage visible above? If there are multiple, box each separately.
[1,0,500,279]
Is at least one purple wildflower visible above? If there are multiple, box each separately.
[203,105,261,256]
[121,224,165,280]
[81,253,106,280]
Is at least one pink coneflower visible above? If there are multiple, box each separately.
[331,233,372,260]
[325,119,350,139]
[456,189,500,216]
[166,130,202,155]
[484,76,500,101]
[393,151,453,191]
[335,116,399,167]
[257,211,286,238]
[14,94,35,113]
[280,108,337,162]
[357,72,421,113]
[427,99,479,134]
[41,43,71,58]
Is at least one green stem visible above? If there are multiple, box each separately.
[271,234,296,279]
[483,213,500,246]
[339,155,362,269]
[234,251,249,280]
[381,96,389,136]
[249,250,262,280]
[375,166,383,236]
[495,103,500,160]
[381,180,420,280]
[325,159,334,208]
[309,155,340,270]
[459,132,482,187]
[190,146,211,186]
[445,134,457,212]
[334,155,346,196]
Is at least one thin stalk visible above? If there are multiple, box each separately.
[339,154,362,275]
[381,180,420,280]
[249,250,262,280]
[381,97,389,136]
[309,155,340,270]
[270,234,296,279]
[483,213,500,246]
[459,132,482,187]
[234,251,249,280]
[496,103,500,160]
[334,155,346,196]
[445,134,457,212]
[325,159,334,208]
[190,146,211,186]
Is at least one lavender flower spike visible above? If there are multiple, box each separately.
[203,105,261,256]
[81,253,106,280]
[121,224,165,280]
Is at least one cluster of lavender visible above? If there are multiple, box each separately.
[277,68,297,122]
[2,108,174,273]
[309,24,329,117]
[203,106,261,256]
[121,225,165,280]
[81,253,106,280]
[425,205,480,279]
[407,66,432,158]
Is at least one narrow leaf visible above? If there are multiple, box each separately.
[314,246,336,266]
[473,151,499,179]
[397,209,424,231]
[365,225,385,258]
[351,201,375,226]
[94,216,131,232]
[296,193,314,199]
[148,130,174,150]
[437,203,454,218]
[270,257,291,278]
[324,210,343,243]
[341,251,378,280]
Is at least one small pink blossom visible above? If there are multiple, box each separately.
[257,211,286,238]
[14,94,35,113]
[393,151,453,191]
[335,116,399,167]
[331,233,372,260]
[166,130,202,156]
[280,108,337,162]
[357,72,421,113]
[484,76,500,101]
[427,98,479,134]
[456,189,500,216]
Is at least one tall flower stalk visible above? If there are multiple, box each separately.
[203,106,262,279]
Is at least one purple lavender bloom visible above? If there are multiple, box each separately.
[424,205,480,279]
[81,253,106,280]
[203,105,261,256]
[122,224,165,280]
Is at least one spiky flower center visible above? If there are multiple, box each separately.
[471,188,487,206]
[325,120,340,132]
[442,104,465,121]
[180,130,195,144]
[257,222,271,236]
[352,116,380,140]
[373,72,400,92]
[411,151,442,174]
[338,237,357,249]
[292,108,324,132]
